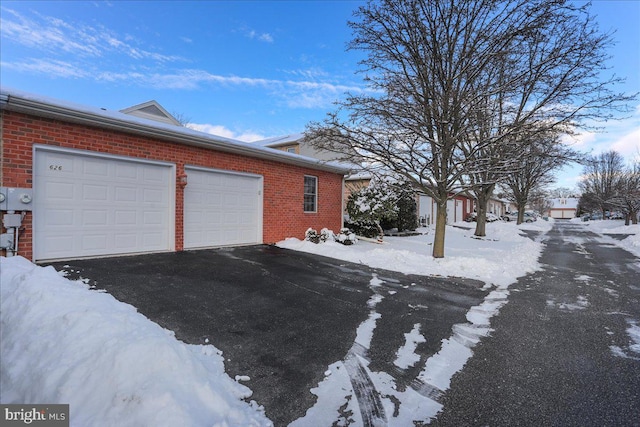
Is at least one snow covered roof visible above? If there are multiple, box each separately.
[346,171,373,181]
[0,88,349,175]
[252,133,304,147]
[549,197,579,209]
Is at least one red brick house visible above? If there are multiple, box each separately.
[0,88,348,262]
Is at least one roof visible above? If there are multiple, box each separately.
[253,133,304,147]
[549,197,579,209]
[0,88,349,175]
[119,100,181,126]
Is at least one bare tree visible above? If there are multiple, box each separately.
[578,151,626,215]
[502,134,575,223]
[611,158,640,225]
[171,111,191,127]
[529,188,554,217]
[306,0,634,257]
[549,187,578,198]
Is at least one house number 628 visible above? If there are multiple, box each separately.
[49,165,63,171]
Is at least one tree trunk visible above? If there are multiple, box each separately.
[432,200,447,258]
[474,203,487,237]
[516,202,527,225]
[474,185,494,237]
[375,221,384,241]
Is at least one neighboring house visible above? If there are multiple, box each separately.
[255,133,338,161]
[256,133,475,224]
[256,133,366,209]
[487,197,508,217]
[418,193,474,225]
[547,197,579,219]
[0,88,348,262]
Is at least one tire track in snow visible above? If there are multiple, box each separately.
[344,346,387,427]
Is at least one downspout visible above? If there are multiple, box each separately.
[341,175,346,230]
[0,93,7,185]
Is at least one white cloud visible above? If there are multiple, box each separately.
[0,58,361,108]
[0,58,89,79]
[244,28,274,43]
[561,131,596,148]
[186,123,265,142]
[0,7,182,62]
[258,33,274,43]
[611,127,640,158]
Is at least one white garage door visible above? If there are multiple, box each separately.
[34,147,174,261]
[184,167,262,249]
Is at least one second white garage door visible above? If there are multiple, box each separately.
[183,167,263,249]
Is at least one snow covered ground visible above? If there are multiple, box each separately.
[576,217,640,257]
[1,218,637,426]
[0,256,271,427]
[279,219,554,289]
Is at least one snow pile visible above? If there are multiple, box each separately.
[279,220,551,288]
[577,218,640,257]
[0,256,272,427]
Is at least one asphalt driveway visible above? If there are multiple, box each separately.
[47,245,488,426]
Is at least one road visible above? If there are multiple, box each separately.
[430,221,640,426]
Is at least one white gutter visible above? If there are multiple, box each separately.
[0,88,351,175]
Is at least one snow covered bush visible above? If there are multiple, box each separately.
[346,180,399,240]
[305,228,321,243]
[320,228,333,243]
[395,181,419,231]
[304,228,356,245]
[344,218,380,238]
[334,228,357,245]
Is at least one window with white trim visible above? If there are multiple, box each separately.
[304,175,317,212]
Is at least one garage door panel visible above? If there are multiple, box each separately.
[44,209,74,227]
[42,235,74,255]
[144,211,164,225]
[114,210,136,225]
[115,163,138,180]
[37,152,75,177]
[183,167,262,249]
[115,187,137,202]
[83,210,108,226]
[114,234,136,249]
[83,184,109,201]
[143,188,164,203]
[82,234,108,251]
[84,159,108,177]
[34,149,173,261]
[46,182,75,200]
[204,211,221,223]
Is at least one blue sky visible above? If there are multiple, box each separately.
[1,0,638,190]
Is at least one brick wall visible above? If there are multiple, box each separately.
[1,111,344,260]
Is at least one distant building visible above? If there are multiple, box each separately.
[547,197,579,219]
